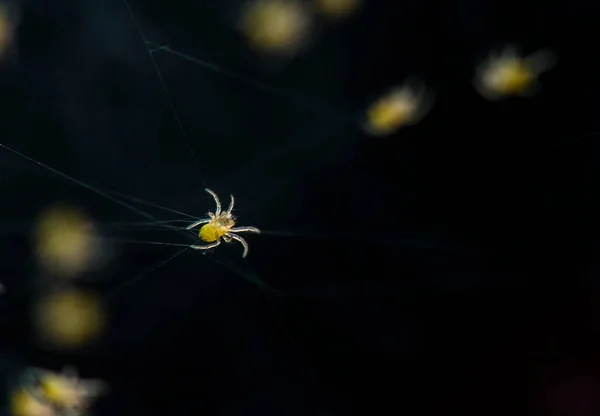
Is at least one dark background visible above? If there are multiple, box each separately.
[2,0,600,414]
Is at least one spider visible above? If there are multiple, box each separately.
[363,79,435,136]
[21,366,107,416]
[186,189,260,258]
[474,44,556,101]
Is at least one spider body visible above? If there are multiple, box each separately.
[11,388,53,416]
[20,367,107,416]
[187,189,260,258]
[492,60,535,94]
[364,80,434,136]
[240,0,312,55]
[199,216,235,243]
[475,45,556,100]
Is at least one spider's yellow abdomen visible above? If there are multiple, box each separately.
[10,388,53,416]
[199,223,224,243]
[39,374,82,408]
[367,98,411,133]
[496,63,535,95]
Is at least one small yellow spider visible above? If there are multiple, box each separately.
[21,366,107,416]
[474,44,556,101]
[363,80,435,136]
[186,189,260,258]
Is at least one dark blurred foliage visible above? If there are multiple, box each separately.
[1,0,600,415]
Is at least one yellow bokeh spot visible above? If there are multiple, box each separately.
[493,61,535,95]
[35,288,106,349]
[314,0,360,19]
[0,4,16,59]
[368,98,411,133]
[366,90,420,135]
[241,0,311,53]
[40,374,80,408]
[475,46,556,100]
[10,388,53,416]
[35,204,100,279]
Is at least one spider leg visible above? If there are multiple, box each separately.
[229,226,260,233]
[205,188,221,215]
[190,240,221,250]
[226,194,235,215]
[222,235,232,243]
[227,233,249,258]
[186,218,211,230]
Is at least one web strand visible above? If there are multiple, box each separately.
[108,245,191,298]
[121,0,209,190]
[146,41,351,122]
[0,142,273,294]
[103,189,201,220]
[0,143,158,224]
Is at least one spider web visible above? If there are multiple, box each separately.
[6,0,600,414]
[0,0,343,300]
[0,0,464,305]
[0,2,382,411]
[5,0,592,322]
[0,0,518,382]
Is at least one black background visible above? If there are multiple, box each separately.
[2,0,600,414]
